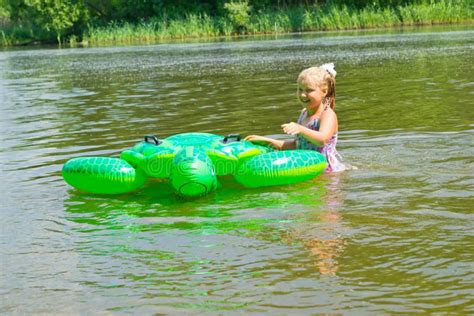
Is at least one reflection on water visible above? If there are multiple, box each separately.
[281,175,348,276]
[1,26,473,314]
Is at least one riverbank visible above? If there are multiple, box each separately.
[1,0,473,46]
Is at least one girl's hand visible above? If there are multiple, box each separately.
[245,135,287,150]
[244,135,271,144]
[281,122,302,135]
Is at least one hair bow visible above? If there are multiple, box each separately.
[321,63,337,77]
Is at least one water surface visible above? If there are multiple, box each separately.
[1,25,473,314]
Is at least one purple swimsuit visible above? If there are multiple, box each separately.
[296,109,347,173]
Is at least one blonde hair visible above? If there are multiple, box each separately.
[297,66,337,109]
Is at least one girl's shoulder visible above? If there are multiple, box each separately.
[321,107,337,120]
[319,108,338,131]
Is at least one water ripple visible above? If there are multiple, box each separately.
[1,26,473,314]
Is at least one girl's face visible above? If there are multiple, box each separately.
[297,82,327,112]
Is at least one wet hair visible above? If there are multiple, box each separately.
[297,66,337,109]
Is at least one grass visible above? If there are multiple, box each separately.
[1,0,473,47]
[82,0,473,45]
[83,14,223,45]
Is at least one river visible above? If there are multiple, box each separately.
[1,25,473,314]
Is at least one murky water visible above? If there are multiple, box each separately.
[1,26,473,314]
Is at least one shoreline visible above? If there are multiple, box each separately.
[1,1,472,47]
[1,24,472,50]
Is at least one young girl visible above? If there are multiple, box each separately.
[245,63,347,173]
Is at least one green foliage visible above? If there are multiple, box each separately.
[397,0,471,25]
[23,0,88,43]
[0,0,9,17]
[83,14,223,44]
[224,1,251,30]
[1,0,473,46]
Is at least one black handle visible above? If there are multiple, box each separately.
[144,135,161,145]
[223,134,241,143]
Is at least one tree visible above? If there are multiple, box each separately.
[24,0,87,44]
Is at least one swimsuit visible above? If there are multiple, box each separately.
[296,109,347,173]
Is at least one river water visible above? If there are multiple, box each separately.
[1,26,473,314]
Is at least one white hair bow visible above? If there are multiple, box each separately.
[321,63,336,77]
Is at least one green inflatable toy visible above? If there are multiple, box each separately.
[62,133,327,197]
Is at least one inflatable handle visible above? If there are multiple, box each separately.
[222,134,241,143]
[144,135,161,145]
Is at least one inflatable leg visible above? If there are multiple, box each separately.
[121,144,176,179]
[62,157,147,194]
[170,148,218,197]
[234,150,327,188]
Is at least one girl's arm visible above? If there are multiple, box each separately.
[244,135,296,150]
[281,111,337,146]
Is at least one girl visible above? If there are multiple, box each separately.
[245,63,347,172]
